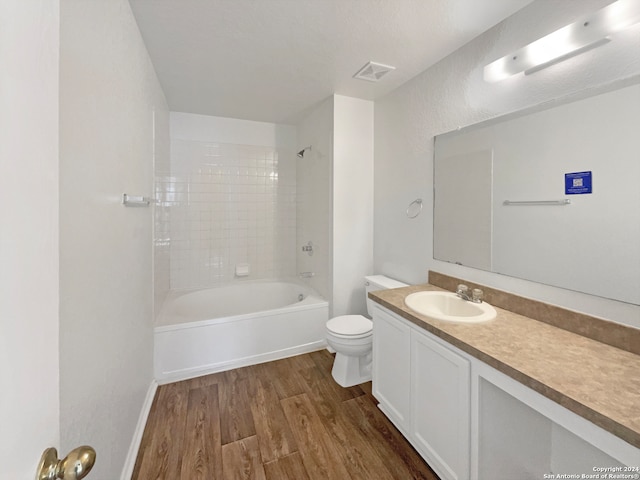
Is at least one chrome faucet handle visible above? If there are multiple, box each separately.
[456,284,468,295]
[472,288,484,303]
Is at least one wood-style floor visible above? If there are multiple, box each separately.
[132,349,439,479]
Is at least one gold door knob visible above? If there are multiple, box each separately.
[36,446,96,480]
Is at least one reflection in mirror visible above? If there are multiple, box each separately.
[434,80,640,305]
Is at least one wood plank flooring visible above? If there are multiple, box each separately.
[132,350,439,479]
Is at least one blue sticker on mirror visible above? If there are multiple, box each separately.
[565,171,592,195]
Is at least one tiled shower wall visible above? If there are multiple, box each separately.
[155,140,297,291]
[153,112,171,318]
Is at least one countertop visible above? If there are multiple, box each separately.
[369,283,640,451]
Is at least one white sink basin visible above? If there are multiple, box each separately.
[404,291,497,323]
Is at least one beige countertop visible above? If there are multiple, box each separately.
[370,283,640,451]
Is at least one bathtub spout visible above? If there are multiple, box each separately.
[299,272,315,278]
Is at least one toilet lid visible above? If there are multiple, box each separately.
[326,315,372,336]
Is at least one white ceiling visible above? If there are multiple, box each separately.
[129,0,534,124]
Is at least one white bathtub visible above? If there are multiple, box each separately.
[154,279,329,382]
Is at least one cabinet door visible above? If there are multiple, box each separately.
[411,329,470,480]
[372,306,411,430]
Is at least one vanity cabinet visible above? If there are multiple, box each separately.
[371,303,636,480]
[372,305,470,480]
[411,329,470,480]
[371,305,411,431]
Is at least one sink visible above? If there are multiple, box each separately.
[404,291,497,323]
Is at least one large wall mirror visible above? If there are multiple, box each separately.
[434,79,640,305]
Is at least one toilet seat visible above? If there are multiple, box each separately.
[326,315,372,339]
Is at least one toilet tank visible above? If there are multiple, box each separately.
[364,275,408,317]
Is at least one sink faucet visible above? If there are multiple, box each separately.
[456,284,484,303]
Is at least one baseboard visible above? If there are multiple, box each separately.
[120,379,158,480]
[156,340,327,385]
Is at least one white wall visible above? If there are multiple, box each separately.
[332,95,374,316]
[296,98,334,304]
[59,1,169,479]
[162,113,297,292]
[0,1,60,478]
[296,95,374,317]
[374,0,640,326]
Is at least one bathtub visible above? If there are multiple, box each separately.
[154,279,329,382]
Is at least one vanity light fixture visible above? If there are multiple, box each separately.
[484,0,640,83]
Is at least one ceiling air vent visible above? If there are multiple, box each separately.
[353,61,396,82]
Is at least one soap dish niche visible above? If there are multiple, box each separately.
[235,263,250,277]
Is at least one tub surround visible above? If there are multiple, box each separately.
[369,275,640,450]
[160,113,298,294]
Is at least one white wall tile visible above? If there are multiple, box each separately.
[157,135,297,290]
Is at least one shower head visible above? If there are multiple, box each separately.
[297,146,312,158]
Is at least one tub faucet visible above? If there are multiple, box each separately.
[299,272,315,278]
[456,284,484,303]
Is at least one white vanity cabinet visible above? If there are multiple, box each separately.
[371,305,411,431]
[411,328,470,480]
[371,303,637,480]
[372,305,471,480]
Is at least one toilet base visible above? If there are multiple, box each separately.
[331,351,372,388]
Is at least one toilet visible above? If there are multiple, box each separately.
[326,275,408,387]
